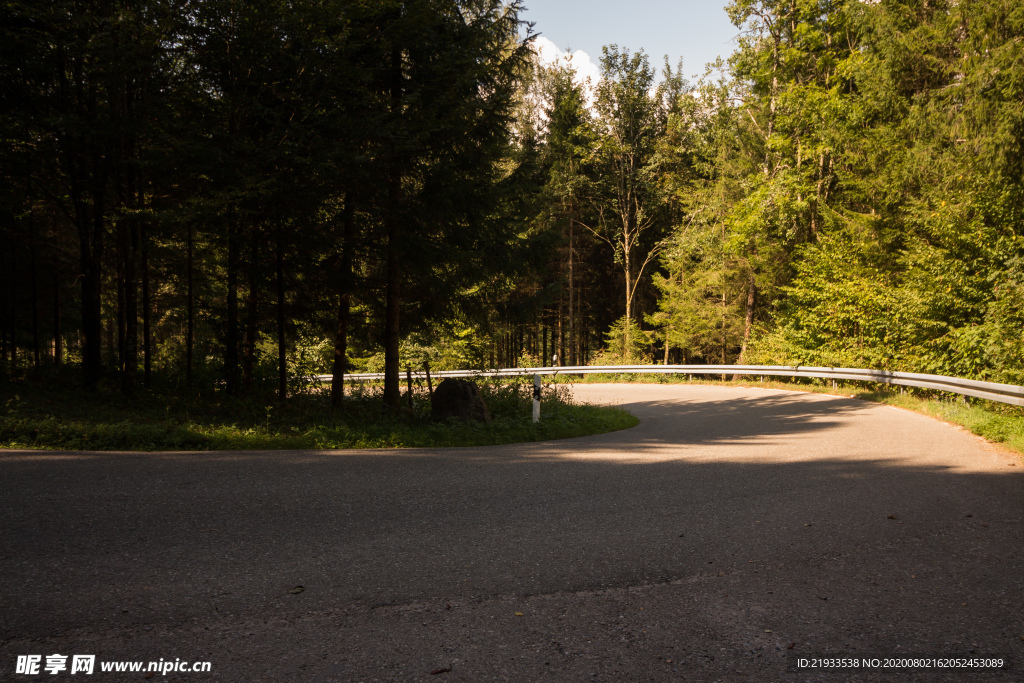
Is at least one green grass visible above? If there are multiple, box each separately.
[562,372,1024,459]
[0,378,637,451]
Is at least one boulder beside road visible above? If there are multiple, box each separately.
[430,378,492,423]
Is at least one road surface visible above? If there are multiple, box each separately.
[2,384,1022,681]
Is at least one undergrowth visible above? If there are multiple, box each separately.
[0,378,637,451]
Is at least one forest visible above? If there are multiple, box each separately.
[2,0,1023,412]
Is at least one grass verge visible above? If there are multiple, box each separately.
[0,380,637,451]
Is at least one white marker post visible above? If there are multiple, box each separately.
[532,373,541,423]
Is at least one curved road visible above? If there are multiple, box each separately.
[2,384,1023,681]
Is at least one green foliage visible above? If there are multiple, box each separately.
[5,0,1024,407]
[596,316,654,364]
[589,46,676,331]
[0,0,544,399]
[355,329,489,373]
[0,378,636,451]
[650,222,746,363]
[648,0,1024,384]
[398,332,487,372]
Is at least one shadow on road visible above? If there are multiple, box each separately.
[565,390,871,449]
[3,406,1022,633]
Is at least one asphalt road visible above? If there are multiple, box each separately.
[2,384,1023,682]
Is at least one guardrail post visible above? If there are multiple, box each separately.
[405,366,413,416]
[533,374,541,423]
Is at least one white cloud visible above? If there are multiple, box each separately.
[533,36,601,92]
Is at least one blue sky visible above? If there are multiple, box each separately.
[522,0,740,82]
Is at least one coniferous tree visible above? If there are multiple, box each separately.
[589,47,672,357]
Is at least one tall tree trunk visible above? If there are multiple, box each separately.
[622,206,635,356]
[60,48,107,388]
[29,222,39,368]
[567,215,575,365]
[383,180,402,409]
[383,46,403,411]
[331,195,355,408]
[225,219,240,395]
[117,244,125,375]
[105,312,115,368]
[118,158,140,394]
[557,288,564,366]
[721,289,727,374]
[122,215,139,394]
[53,270,62,366]
[583,322,589,365]
[536,315,544,358]
[767,23,779,146]
[276,222,286,404]
[738,275,756,364]
[242,230,259,394]
[186,223,193,386]
[1,246,8,373]
[78,188,105,389]
[141,224,150,387]
[7,244,16,375]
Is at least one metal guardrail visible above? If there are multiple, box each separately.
[316,364,1024,407]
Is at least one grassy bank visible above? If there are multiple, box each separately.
[0,379,637,451]
[561,372,1024,458]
